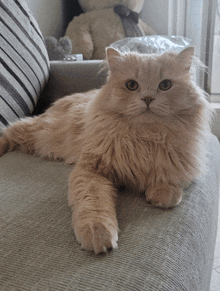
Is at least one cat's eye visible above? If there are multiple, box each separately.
[126,80,139,91]
[159,79,172,91]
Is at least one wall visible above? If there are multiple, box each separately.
[140,0,169,35]
[211,0,220,94]
[25,0,67,38]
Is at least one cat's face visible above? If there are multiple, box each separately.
[104,47,197,123]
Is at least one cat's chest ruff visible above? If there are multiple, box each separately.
[92,123,169,190]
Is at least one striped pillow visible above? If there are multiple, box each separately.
[0,0,49,131]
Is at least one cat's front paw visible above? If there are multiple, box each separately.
[145,184,183,208]
[73,220,118,254]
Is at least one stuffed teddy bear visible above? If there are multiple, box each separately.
[65,0,155,60]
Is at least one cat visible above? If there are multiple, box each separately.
[0,47,213,254]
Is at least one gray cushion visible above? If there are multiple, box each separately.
[34,60,106,114]
[0,133,219,290]
[0,0,49,130]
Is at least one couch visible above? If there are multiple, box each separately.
[1,1,220,290]
[1,60,220,291]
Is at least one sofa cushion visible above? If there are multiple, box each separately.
[0,0,49,131]
[0,133,219,290]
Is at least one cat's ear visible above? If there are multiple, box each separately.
[106,47,122,71]
[176,46,194,72]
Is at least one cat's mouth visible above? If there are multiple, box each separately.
[143,107,160,118]
[140,108,154,118]
[144,107,154,115]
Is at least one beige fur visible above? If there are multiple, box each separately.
[0,48,213,254]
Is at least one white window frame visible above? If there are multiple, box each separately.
[141,0,217,93]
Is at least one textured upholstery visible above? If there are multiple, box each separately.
[0,134,219,291]
[34,60,106,114]
[0,61,220,290]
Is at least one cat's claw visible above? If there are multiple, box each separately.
[74,221,118,254]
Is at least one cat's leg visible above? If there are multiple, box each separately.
[0,114,68,160]
[145,183,183,208]
[0,117,40,156]
[144,145,194,208]
[68,161,118,254]
[0,93,90,161]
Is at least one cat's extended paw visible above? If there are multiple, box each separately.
[145,184,183,208]
[74,220,118,254]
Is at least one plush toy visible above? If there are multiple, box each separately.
[65,0,155,60]
[44,36,72,61]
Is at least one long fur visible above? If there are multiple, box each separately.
[0,47,214,254]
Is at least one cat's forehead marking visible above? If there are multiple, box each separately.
[138,53,185,82]
[112,52,171,85]
[135,55,163,86]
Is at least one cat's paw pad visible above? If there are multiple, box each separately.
[74,221,118,254]
[146,184,183,208]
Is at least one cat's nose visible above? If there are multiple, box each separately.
[141,97,155,106]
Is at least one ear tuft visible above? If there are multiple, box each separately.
[106,47,121,58]
[106,47,122,71]
[176,46,195,72]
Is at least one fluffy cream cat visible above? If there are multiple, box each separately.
[0,47,213,254]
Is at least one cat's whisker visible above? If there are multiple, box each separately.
[152,103,194,129]
[150,103,170,116]
[172,110,195,127]
[122,102,144,116]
